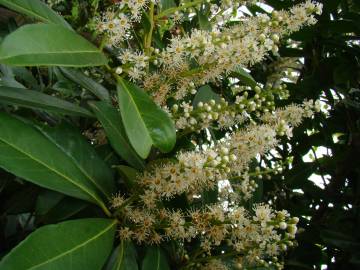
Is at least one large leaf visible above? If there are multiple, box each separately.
[117,80,176,158]
[142,246,170,270]
[34,123,116,198]
[105,241,138,270]
[0,24,107,67]
[0,218,116,270]
[0,0,71,29]
[0,86,93,117]
[89,101,145,169]
[60,67,110,102]
[0,113,112,212]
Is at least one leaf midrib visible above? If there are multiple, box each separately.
[156,249,160,270]
[116,241,125,270]
[0,136,103,206]
[0,50,101,59]
[118,81,152,157]
[37,128,110,199]
[2,0,55,24]
[119,81,149,137]
[0,90,92,117]
[28,220,116,270]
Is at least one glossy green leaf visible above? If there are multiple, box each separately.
[233,67,257,88]
[142,246,170,270]
[34,123,116,198]
[0,0,71,29]
[0,113,112,211]
[105,241,138,270]
[197,10,212,31]
[0,218,116,270]
[89,101,145,169]
[60,67,110,101]
[193,85,221,108]
[117,79,176,158]
[0,86,93,117]
[0,24,107,67]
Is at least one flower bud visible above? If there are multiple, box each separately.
[115,67,123,74]
[220,147,229,155]
[279,222,287,230]
[280,243,287,251]
[291,217,300,224]
[172,104,179,112]
[287,224,297,235]
[271,34,280,42]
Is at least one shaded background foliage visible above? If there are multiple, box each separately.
[0,0,359,269]
[251,0,360,269]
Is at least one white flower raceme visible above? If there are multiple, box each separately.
[141,1,322,102]
[261,100,321,137]
[109,102,316,269]
[115,202,300,269]
[133,101,318,205]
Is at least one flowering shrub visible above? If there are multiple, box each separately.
[0,0,324,269]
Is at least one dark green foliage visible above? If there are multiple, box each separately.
[249,1,360,269]
[0,0,359,269]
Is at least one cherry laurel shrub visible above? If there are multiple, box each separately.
[0,0,322,269]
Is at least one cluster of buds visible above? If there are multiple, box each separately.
[46,0,63,7]
[204,146,238,174]
[172,83,290,132]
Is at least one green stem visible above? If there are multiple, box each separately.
[100,201,112,217]
[155,0,205,19]
[145,2,155,56]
